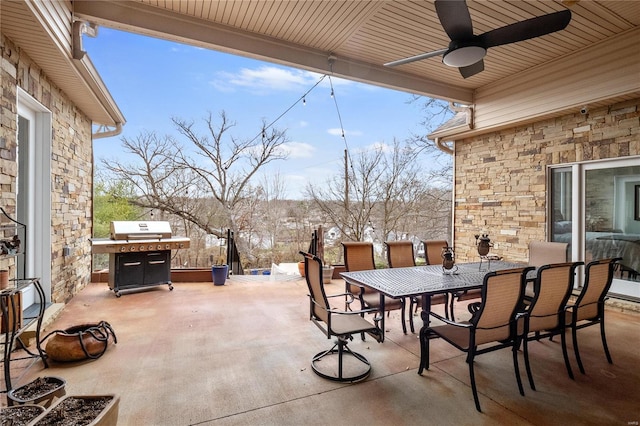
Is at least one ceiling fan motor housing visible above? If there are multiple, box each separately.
[443,41,486,67]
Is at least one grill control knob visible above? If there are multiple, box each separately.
[165,244,170,250]
[120,246,126,252]
[157,244,162,250]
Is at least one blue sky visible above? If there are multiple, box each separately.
[86,28,437,199]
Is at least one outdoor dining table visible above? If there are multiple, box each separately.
[341,260,528,373]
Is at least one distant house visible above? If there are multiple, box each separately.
[1,1,124,310]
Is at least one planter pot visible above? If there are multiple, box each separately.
[8,376,66,407]
[170,268,215,282]
[297,261,305,278]
[28,394,119,426]
[322,266,334,284]
[44,322,117,363]
[331,264,346,279]
[212,265,228,286]
[1,404,45,425]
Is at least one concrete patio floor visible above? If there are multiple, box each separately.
[5,276,640,425]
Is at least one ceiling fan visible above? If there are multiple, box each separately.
[384,0,572,78]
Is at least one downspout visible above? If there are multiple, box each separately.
[434,137,454,155]
[432,136,454,256]
[93,123,123,139]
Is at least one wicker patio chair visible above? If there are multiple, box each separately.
[426,267,534,412]
[566,257,620,375]
[299,251,382,383]
[385,240,449,332]
[342,241,407,334]
[520,261,583,390]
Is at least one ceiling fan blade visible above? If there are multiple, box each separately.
[479,10,571,48]
[459,60,484,79]
[435,0,474,41]
[384,48,448,67]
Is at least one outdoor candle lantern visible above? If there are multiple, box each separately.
[441,246,458,274]
[474,231,493,256]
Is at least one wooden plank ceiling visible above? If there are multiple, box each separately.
[95,0,639,102]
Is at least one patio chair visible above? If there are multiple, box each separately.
[343,242,407,334]
[426,266,534,412]
[520,261,583,390]
[566,258,620,375]
[527,241,569,297]
[528,241,569,267]
[385,240,449,332]
[299,251,383,383]
[422,239,480,319]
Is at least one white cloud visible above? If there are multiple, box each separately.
[279,141,315,159]
[211,66,323,94]
[209,65,363,96]
[366,141,392,153]
[327,128,363,137]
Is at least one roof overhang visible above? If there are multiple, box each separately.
[1,0,125,131]
[70,0,639,143]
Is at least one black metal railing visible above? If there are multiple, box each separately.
[226,229,244,276]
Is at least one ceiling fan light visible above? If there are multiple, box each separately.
[442,46,486,67]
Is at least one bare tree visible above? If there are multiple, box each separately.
[307,146,385,241]
[100,111,289,238]
[306,137,453,260]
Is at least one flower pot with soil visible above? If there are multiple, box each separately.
[8,376,66,407]
[297,261,305,277]
[0,405,45,425]
[28,394,120,426]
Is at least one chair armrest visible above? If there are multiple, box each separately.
[430,310,472,328]
[328,307,379,316]
[327,292,355,304]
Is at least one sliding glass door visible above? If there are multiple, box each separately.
[550,157,640,300]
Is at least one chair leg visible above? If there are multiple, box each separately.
[311,338,372,383]
[512,339,525,396]
[523,337,536,391]
[572,323,585,374]
[468,354,482,412]
[560,329,574,380]
[600,318,613,364]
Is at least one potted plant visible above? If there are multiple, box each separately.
[322,264,334,284]
[211,255,228,286]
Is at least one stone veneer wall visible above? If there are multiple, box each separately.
[453,98,640,263]
[1,34,94,303]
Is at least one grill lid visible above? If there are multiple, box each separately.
[110,221,172,240]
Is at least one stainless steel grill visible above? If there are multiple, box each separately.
[91,221,190,297]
